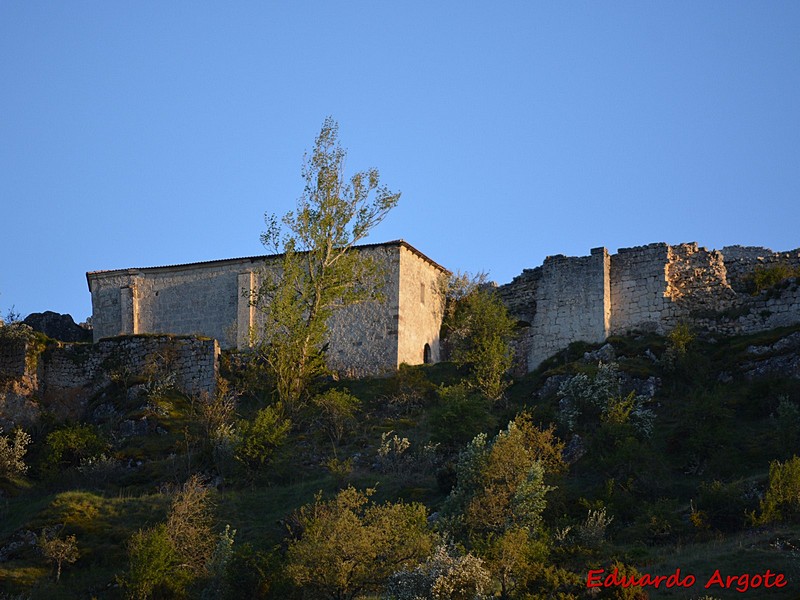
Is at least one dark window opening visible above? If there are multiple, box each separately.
[423,343,432,364]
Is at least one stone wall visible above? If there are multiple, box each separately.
[721,246,800,293]
[324,245,401,377]
[397,244,446,367]
[500,242,800,371]
[609,243,671,334]
[527,248,610,370]
[0,334,219,428]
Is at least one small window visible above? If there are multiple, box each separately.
[423,343,432,364]
[420,282,425,304]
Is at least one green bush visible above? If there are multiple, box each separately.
[429,384,495,449]
[694,479,757,533]
[236,404,291,467]
[43,424,107,471]
[311,388,360,447]
[756,456,800,524]
[747,263,800,295]
[0,427,31,479]
[125,523,188,599]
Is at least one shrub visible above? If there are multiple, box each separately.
[695,479,758,532]
[386,543,490,600]
[125,523,186,599]
[0,427,31,478]
[429,384,495,449]
[43,424,107,471]
[312,388,361,447]
[285,486,434,600]
[557,364,654,438]
[747,263,800,295]
[443,278,517,401]
[756,456,800,524]
[235,403,291,467]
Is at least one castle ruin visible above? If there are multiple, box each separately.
[498,243,800,371]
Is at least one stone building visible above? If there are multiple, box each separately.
[86,240,448,377]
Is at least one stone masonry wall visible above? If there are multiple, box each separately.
[527,248,610,370]
[721,246,800,293]
[0,334,219,427]
[397,244,446,367]
[609,243,672,335]
[89,242,448,378]
[322,245,402,377]
[500,242,800,372]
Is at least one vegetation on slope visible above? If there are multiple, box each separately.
[1,321,800,599]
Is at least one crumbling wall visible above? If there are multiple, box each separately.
[721,245,800,293]
[0,334,219,427]
[500,241,800,372]
[664,243,736,317]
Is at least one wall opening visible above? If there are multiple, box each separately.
[423,343,431,364]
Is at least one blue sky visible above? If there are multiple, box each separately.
[1,2,799,322]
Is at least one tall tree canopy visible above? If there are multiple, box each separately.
[253,117,400,408]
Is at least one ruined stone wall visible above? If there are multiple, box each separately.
[0,336,27,380]
[694,278,800,336]
[527,248,610,370]
[397,245,446,367]
[664,243,735,315]
[0,334,219,427]
[500,241,800,372]
[496,268,541,325]
[721,246,800,293]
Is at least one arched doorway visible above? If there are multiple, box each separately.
[423,343,432,364]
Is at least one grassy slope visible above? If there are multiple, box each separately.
[1,325,800,598]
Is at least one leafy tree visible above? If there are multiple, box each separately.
[443,276,516,401]
[442,415,561,597]
[444,414,560,541]
[39,528,79,583]
[42,423,108,471]
[253,117,400,410]
[286,486,434,600]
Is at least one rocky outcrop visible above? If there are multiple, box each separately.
[23,311,91,343]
